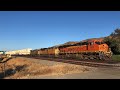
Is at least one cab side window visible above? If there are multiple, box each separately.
[82,42,88,45]
[89,42,94,45]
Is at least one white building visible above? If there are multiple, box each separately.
[6,48,32,55]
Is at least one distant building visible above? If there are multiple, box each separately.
[0,51,6,54]
[6,48,32,55]
[0,52,3,54]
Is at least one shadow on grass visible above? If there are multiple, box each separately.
[0,65,27,79]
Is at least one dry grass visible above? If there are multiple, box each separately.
[0,57,90,79]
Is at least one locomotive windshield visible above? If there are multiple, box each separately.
[101,42,105,44]
[95,41,101,45]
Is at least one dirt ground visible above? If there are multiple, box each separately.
[0,57,93,79]
[1,57,119,79]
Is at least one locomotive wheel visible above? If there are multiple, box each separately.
[89,56,94,60]
[104,54,112,60]
[79,54,84,60]
[72,54,77,59]
[59,55,62,58]
[99,51,104,60]
[62,55,65,59]
[75,54,81,60]
[83,55,89,60]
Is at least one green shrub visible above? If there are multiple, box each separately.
[112,55,120,61]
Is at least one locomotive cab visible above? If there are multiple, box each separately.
[87,40,112,60]
[87,40,109,52]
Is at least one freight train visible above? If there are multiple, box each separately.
[30,39,112,60]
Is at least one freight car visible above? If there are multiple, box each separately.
[30,39,112,60]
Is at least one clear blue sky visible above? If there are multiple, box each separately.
[0,11,120,51]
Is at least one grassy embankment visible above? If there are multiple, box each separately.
[112,55,120,61]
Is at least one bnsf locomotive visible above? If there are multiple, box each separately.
[30,39,112,60]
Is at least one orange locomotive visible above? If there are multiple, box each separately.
[59,39,112,60]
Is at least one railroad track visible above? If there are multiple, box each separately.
[15,55,120,67]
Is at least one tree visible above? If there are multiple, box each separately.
[104,28,120,54]
[110,28,120,39]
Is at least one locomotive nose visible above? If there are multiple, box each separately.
[99,44,109,52]
[103,44,108,51]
